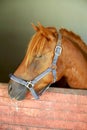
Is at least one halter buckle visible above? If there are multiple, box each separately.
[26,81,39,99]
[55,45,62,56]
[26,81,34,89]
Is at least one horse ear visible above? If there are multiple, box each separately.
[38,22,48,38]
[31,23,39,32]
[38,22,54,41]
[38,22,44,30]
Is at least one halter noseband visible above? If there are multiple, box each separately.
[9,32,62,99]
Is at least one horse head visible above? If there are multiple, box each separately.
[8,23,87,101]
[8,23,61,100]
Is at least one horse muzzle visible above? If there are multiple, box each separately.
[8,80,28,101]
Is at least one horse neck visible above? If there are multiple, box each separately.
[60,29,87,57]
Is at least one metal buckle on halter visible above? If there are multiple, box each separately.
[25,81,34,89]
[25,81,39,99]
[55,45,62,56]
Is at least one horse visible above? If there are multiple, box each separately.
[8,23,87,100]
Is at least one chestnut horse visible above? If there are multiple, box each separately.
[8,23,87,100]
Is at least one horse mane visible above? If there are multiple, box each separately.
[60,28,87,55]
[26,31,46,64]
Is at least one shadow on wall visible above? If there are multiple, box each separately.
[0,32,28,82]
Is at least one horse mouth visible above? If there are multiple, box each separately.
[8,81,28,101]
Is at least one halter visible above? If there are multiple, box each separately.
[9,32,62,99]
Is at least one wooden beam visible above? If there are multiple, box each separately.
[0,83,87,130]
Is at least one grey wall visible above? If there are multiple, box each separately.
[0,0,87,82]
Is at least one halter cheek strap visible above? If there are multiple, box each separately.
[52,32,62,82]
[9,32,62,99]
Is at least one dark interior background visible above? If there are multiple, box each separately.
[0,0,87,83]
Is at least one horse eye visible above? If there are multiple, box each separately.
[36,55,42,59]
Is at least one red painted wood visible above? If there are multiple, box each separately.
[0,83,87,130]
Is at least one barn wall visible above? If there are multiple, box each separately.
[0,83,87,130]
